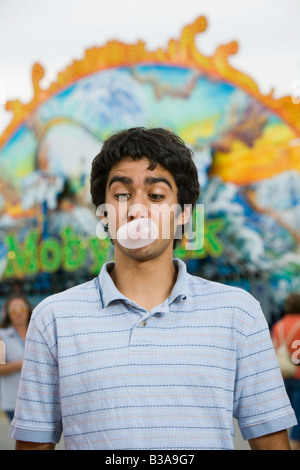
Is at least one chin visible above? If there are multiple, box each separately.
[118,239,173,261]
[125,246,154,260]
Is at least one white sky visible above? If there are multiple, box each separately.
[0,0,299,135]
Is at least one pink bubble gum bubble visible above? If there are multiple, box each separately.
[117,218,158,249]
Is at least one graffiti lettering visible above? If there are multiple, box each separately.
[3,227,108,278]
[2,217,224,279]
[174,218,224,259]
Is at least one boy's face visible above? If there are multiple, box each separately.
[103,156,189,260]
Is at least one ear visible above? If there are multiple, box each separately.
[176,204,192,227]
[96,205,108,224]
[95,205,114,242]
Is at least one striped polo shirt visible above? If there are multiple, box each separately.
[10,259,296,450]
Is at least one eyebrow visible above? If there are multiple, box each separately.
[108,175,173,190]
[145,176,173,190]
[108,176,132,188]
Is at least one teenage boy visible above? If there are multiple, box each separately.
[11,127,296,450]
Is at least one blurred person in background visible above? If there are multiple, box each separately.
[0,294,32,422]
[272,293,300,450]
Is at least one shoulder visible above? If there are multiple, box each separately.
[273,314,300,330]
[0,326,15,341]
[31,277,100,324]
[188,274,259,309]
[186,273,262,333]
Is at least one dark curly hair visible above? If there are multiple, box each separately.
[90,127,200,211]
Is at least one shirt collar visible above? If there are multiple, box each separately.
[168,258,190,303]
[98,262,129,308]
[98,258,190,308]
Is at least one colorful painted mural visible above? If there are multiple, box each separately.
[0,16,300,321]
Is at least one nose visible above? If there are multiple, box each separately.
[127,202,148,221]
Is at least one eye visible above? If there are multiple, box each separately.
[149,194,165,201]
[114,193,130,201]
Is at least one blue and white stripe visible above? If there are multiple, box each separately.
[10,259,296,449]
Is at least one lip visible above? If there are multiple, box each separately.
[116,218,159,249]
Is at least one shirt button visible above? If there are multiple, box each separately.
[139,320,147,327]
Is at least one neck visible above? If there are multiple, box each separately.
[110,248,177,311]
